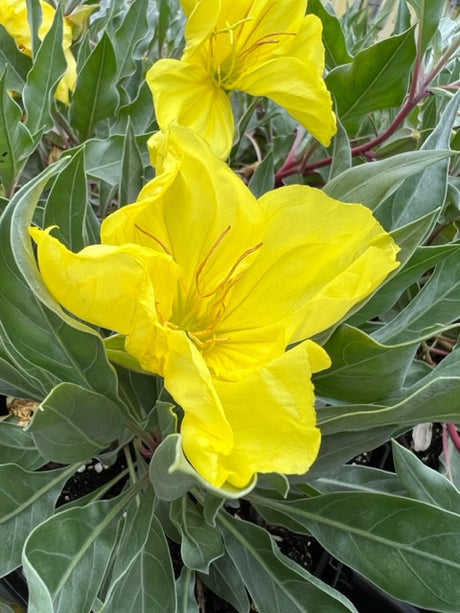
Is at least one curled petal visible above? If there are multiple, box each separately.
[232,16,336,146]
[29,226,179,335]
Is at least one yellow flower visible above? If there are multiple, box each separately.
[147,0,336,159]
[0,0,76,104]
[30,126,399,488]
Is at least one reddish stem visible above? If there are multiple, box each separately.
[447,422,460,453]
[275,33,460,185]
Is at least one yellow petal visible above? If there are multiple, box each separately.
[29,226,179,336]
[146,58,234,159]
[102,125,265,320]
[183,341,322,489]
[232,15,336,146]
[222,185,399,341]
[182,0,221,48]
[0,1,76,104]
[159,328,236,485]
[180,0,197,17]
[55,47,77,105]
[0,0,54,55]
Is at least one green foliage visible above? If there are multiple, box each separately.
[0,0,459,612]
[252,492,460,611]
[70,33,120,140]
[23,6,66,134]
[326,28,417,131]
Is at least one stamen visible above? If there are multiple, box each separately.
[212,17,253,39]
[198,242,263,299]
[164,321,179,330]
[187,331,230,350]
[238,31,296,62]
[195,225,232,294]
[199,273,243,331]
[210,17,253,86]
[134,223,172,256]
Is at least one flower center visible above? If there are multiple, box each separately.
[134,222,263,355]
[187,225,262,352]
[209,17,296,88]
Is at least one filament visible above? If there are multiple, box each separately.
[134,223,172,256]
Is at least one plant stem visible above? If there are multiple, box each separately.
[275,31,460,185]
[447,423,460,453]
[126,418,156,450]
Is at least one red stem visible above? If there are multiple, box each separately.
[447,423,460,453]
[275,34,460,185]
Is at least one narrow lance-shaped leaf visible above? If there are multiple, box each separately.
[112,0,150,80]
[73,133,150,186]
[119,118,144,206]
[323,149,453,212]
[307,426,397,480]
[248,151,274,197]
[169,496,224,573]
[392,440,460,514]
[407,0,446,54]
[326,28,416,130]
[309,463,407,497]
[328,115,352,180]
[317,345,460,435]
[176,567,199,613]
[349,242,460,326]
[113,79,156,134]
[373,250,460,344]
[25,0,42,55]
[70,33,120,139]
[0,71,36,194]
[198,552,250,613]
[23,5,67,134]
[314,325,417,403]
[43,147,89,251]
[100,487,176,613]
[0,26,32,92]
[307,0,353,69]
[376,89,460,229]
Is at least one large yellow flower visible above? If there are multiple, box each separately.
[0,0,76,104]
[30,126,399,488]
[147,0,336,159]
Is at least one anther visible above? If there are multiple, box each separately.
[198,242,263,299]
